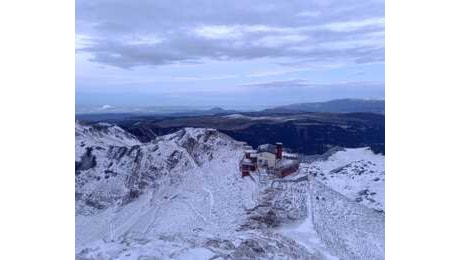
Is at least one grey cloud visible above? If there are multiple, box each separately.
[76,0,384,68]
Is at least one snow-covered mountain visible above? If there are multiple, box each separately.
[75,122,384,259]
[76,121,242,215]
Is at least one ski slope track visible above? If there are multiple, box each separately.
[75,122,385,259]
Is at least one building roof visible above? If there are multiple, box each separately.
[282,152,298,158]
[257,151,276,157]
[257,144,277,154]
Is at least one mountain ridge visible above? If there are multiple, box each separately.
[262,99,385,114]
[75,99,385,120]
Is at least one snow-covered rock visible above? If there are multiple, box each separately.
[75,122,240,215]
[302,147,385,211]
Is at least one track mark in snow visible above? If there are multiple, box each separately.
[142,203,161,235]
[143,191,181,235]
[184,201,209,224]
[270,175,337,259]
[202,187,214,219]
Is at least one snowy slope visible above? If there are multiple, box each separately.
[76,138,252,248]
[301,147,385,211]
[309,179,384,259]
[75,123,385,259]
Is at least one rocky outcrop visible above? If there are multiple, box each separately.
[75,123,239,215]
[75,147,97,172]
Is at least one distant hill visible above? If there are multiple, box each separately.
[75,107,238,121]
[262,99,385,114]
[160,106,239,117]
[106,111,385,155]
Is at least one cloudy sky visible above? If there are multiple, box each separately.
[76,0,384,111]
